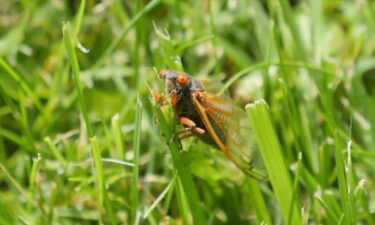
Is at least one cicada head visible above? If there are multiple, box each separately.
[159,69,204,96]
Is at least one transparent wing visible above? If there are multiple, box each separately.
[193,91,266,179]
[199,79,225,94]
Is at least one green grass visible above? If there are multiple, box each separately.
[131,97,142,224]
[1,0,375,224]
[246,100,302,225]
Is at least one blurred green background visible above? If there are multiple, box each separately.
[1,0,375,224]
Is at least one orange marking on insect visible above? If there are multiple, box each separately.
[205,110,228,125]
[199,94,234,115]
[193,95,232,160]
[192,127,205,135]
[206,108,233,119]
[171,94,178,106]
[179,117,205,135]
[206,113,242,152]
[180,117,196,127]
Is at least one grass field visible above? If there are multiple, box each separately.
[1,0,375,224]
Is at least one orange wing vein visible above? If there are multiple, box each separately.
[193,91,266,179]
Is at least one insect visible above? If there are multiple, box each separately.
[158,69,265,179]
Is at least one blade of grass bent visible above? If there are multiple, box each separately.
[0,58,44,115]
[246,100,302,225]
[143,174,176,219]
[0,163,36,208]
[0,127,24,146]
[63,22,116,224]
[44,137,66,163]
[62,22,93,138]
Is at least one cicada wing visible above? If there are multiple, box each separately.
[199,78,226,94]
[193,91,267,180]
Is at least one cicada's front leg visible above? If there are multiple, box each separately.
[177,117,205,139]
[152,89,166,106]
[168,117,205,144]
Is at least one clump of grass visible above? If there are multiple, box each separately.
[1,1,375,224]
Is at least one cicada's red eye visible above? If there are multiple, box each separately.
[177,73,189,86]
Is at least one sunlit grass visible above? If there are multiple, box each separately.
[1,0,375,224]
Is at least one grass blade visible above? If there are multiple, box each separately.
[0,163,36,207]
[101,158,134,167]
[334,130,353,225]
[131,97,142,224]
[111,114,126,160]
[246,178,273,225]
[44,137,66,163]
[62,22,93,137]
[152,100,207,225]
[0,58,44,114]
[89,137,106,223]
[27,153,41,211]
[74,0,86,35]
[143,174,176,219]
[246,100,302,225]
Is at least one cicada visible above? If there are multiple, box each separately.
[158,69,265,179]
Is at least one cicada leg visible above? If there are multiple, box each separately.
[179,117,205,136]
[179,125,205,140]
[152,89,164,104]
[168,117,205,144]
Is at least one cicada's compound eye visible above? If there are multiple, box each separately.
[177,73,189,86]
